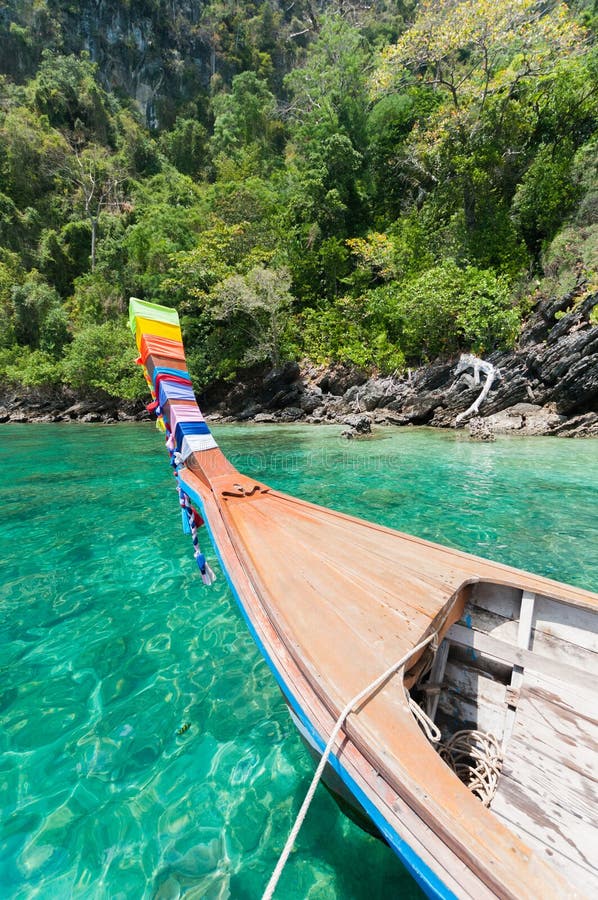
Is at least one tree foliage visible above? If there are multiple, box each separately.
[0,3,595,398]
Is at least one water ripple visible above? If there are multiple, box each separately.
[2,424,596,898]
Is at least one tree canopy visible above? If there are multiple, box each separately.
[0,1,596,399]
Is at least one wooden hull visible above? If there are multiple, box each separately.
[179,463,597,899]
[129,298,598,899]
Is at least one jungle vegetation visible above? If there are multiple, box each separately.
[0,0,596,400]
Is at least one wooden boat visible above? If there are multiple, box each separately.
[130,298,598,899]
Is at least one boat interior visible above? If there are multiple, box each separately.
[411,581,598,895]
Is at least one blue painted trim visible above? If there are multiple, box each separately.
[181,477,456,900]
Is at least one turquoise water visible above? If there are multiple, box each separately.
[1,424,596,899]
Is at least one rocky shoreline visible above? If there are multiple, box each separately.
[205,290,598,439]
[2,292,597,438]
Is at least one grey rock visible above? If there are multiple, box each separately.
[278,406,304,422]
[320,395,351,419]
[549,352,598,414]
[358,380,388,411]
[238,403,263,421]
[63,402,88,418]
[342,414,372,434]
[519,294,576,348]
[402,392,444,423]
[315,365,366,396]
[382,412,412,426]
[253,413,277,423]
[546,293,598,344]
[263,360,300,389]
[549,411,598,437]
[468,417,496,441]
[267,386,303,410]
[299,390,323,413]
[483,404,566,435]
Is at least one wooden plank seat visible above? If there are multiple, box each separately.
[439,605,598,896]
[492,674,598,896]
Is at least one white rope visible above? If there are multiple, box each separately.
[439,729,502,807]
[408,694,441,744]
[261,632,436,900]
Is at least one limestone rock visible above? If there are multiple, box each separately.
[483,404,566,435]
[278,406,304,422]
[341,414,372,439]
[468,417,496,441]
[237,403,263,421]
[548,411,598,438]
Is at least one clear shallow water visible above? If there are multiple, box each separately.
[0,424,596,899]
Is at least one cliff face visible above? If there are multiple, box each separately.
[65,1,213,128]
[0,0,329,126]
[1,1,212,126]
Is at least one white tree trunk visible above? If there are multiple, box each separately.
[454,354,498,424]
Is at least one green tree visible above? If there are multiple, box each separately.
[286,15,370,150]
[0,249,24,348]
[10,269,68,354]
[367,261,520,361]
[282,14,372,293]
[373,0,585,239]
[69,144,127,271]
[159,117,207,178]
[211,71,283,169]
[0,106,69,209]
[28,51,115,144]
[38,221,92,296]
[62,321,145,399]
[211,266,295,366]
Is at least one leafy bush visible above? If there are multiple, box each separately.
[367,261,520,362]
[540,224,598,297]
[211,266,295,367]
[512,143,580,252]
[2,347,63,386]
[61,322,146,399]
[70,272,127,326]
[301,298,406,373]
[10,270,68,354]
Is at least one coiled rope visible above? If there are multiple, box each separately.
[439,729,502,807]
[261,632,437,900]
